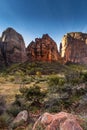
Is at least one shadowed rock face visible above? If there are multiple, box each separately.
[60,32,87,64]
[1,27,27,64]
[0,37,1,42]
[27,34,60,62]
[0,42,8,65]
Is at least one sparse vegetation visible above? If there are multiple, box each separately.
[0,113,11,129]
[14,85,46,112]
[0,62,87,129]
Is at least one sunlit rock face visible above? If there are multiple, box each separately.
[1,27,27,64]
[27,34,60,62]
[33,112,83,130]
[60,32,87,64]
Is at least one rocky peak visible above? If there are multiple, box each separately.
[67,32,87,40]
[2,27,24,43]
[27,34,60,62]
[42,34,51,40]
[0,27,27,64]
[60,32,87,64]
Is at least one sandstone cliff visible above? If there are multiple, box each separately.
[1,28,87,65]
[60,32,87,64]
[27,34,60,62]
[1,27,27,64]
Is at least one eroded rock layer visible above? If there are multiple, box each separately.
[27,34,60,62]
[60,32,87,64]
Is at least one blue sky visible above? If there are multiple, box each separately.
[0,0,87,47]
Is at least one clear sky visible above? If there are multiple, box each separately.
[0,0,87,47]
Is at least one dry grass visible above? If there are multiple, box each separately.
[0,76,48,104]
[0,83,20,104]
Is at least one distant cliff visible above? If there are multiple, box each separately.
[1,27,87,65]
[0,27,27,65]
[27,34,61,62]
[60,32,87,64]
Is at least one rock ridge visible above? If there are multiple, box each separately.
[26,34,61,62]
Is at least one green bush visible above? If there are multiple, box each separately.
[48,76,65,86]
[14,85,46,112]
[46,73,87,112]
[36,71,42,77]
[0,77,6,83]
[0,113,11,129]
[81,72,87,82]
[7,105,21,117]
[79,116,87,130]
[7,75,15,82]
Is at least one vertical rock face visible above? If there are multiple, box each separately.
[0,37,1,42]
[60,32,87,64]
[0,42,7,65]
[1,27,27,64]
[27,34,60,62]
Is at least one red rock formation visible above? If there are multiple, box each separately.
[33,112,83,130]
[1,27,27,64]
[60,32,87,64]
[27,34,60,62]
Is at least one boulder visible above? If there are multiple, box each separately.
[33,112,83,130]
[1,27,27,64]
[27,34,60,62]
[60,32,87,64]
[11,110,28,128]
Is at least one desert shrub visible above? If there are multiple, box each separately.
[14,85,46,112]
[81,119,87,130]
[82,123,87,130]
[7,75,15,82]
[45,97,62,112]
[45,91,73,113]
[7,105,21,117]
[48,76,66,94]
[36,71,42,77]
[79,115,87,130]
[21,76,33,84]
[36,124,45,130]
[0,95,6,115]
[11,119,26,129]
[27,124,33,129]
[19,87,28,95]
[29,68,36,75]
[0,113,11,129]
[25,86,45,107]
[12,127,26,130]
[0,77,6,83]
[46,73,87,113]
[65,71,87,85]
[48,76,65,86]
[46,76,72,112]
[81,72,87,82]
[71,78,81,85]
